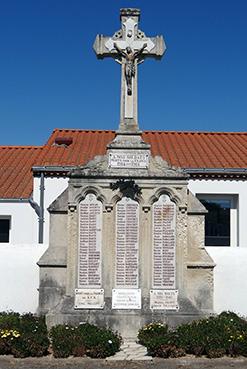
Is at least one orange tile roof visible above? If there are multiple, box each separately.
[0,146,43,199]
[0,129,246,199]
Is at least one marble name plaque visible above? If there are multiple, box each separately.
[150,290,179,310]
[112,288,141,309]
[152,194,176,289]
[109,151,149,169]
[74,289,104,309]
[78,194,102,288]
[115,197,139,288]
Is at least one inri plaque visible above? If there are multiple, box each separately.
[152,194,176,289]
[115,197,139,288]
[109,151,149,169]
[78,194,102,288]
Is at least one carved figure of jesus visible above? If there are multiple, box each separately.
[114,43,147,95]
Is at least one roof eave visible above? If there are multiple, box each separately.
[185,167,247,179]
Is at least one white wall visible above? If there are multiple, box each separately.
[207,247,247,316]
[33,177,69,244]
[0,177,246,316]
[189,179,247,315]
[32,177,247,248]
[0,202,38,244]
[0,244,48,313]
[1,244,247,316]
[189,179,247,247]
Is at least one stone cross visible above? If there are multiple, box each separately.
[93,8,166,132]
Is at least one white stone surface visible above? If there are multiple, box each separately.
[0,244,48,312]
[106,339,151,361]
[78,194,102,288]
[109,151,149,169]
[105,18,155,52]
[152,194,176,289]
[115,197,139,288]
[150,289,179,310]
[74,288,104,309]
[112,288,141,309]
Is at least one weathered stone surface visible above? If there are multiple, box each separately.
[39,155,214,335]
[187,190,207,214]
[78,194,102,288]
[70,153,187,179]
[115,197,139,288]
[48,188,68,213]
[38,8,214,338]
[152,194,176,290]
[93,8,166,132]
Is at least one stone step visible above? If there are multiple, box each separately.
[106,340,152,361]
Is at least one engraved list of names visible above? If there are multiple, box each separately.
[153,194,176,289]
[116,197,139,288]
[78,194,102,288]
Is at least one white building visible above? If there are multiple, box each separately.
[0,129,246,315]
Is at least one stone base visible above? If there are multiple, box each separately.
[45,296,210,338]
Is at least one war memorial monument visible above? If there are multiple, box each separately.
[38,8,215,338]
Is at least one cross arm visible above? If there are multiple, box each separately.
[144,36,166,60]
[93,34,166,60]
[93,35,119,59]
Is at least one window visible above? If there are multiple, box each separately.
[0,217,11,243]
[197,195,238,247]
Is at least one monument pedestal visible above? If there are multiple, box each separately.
[44,296,204,339]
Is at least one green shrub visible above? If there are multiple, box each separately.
[138,322,168,346]
[0,312,20,330]
[49,325,77,358]
[138,312,247,358]
[152,344,185,358]
[50,322,122,358]
[0,312,49,358]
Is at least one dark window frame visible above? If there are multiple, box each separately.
[197,194,238,247]
[0,216,11,243]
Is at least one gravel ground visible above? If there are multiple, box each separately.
[0,356,247,369]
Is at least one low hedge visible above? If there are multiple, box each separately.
[0,313,122,359]
[2,311,247,359]
[0,312,49,358]
[138,312,247,358]
[49,323,122,358]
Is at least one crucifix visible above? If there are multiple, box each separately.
[93,8,166,132]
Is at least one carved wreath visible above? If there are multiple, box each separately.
[110,179,141,200]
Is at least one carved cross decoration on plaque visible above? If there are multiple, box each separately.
[93,8,166,132]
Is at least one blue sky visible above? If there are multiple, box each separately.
[0,0,246,145]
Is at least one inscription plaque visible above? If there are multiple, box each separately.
[115,197,139,288]
[75,289,104,309]
[109,151,149,169]
[78,194,102,288]
[112,288,141,309]
[152,194,176,289]
[150,289,179,310]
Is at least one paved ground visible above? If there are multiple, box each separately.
[0,355,247,369]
